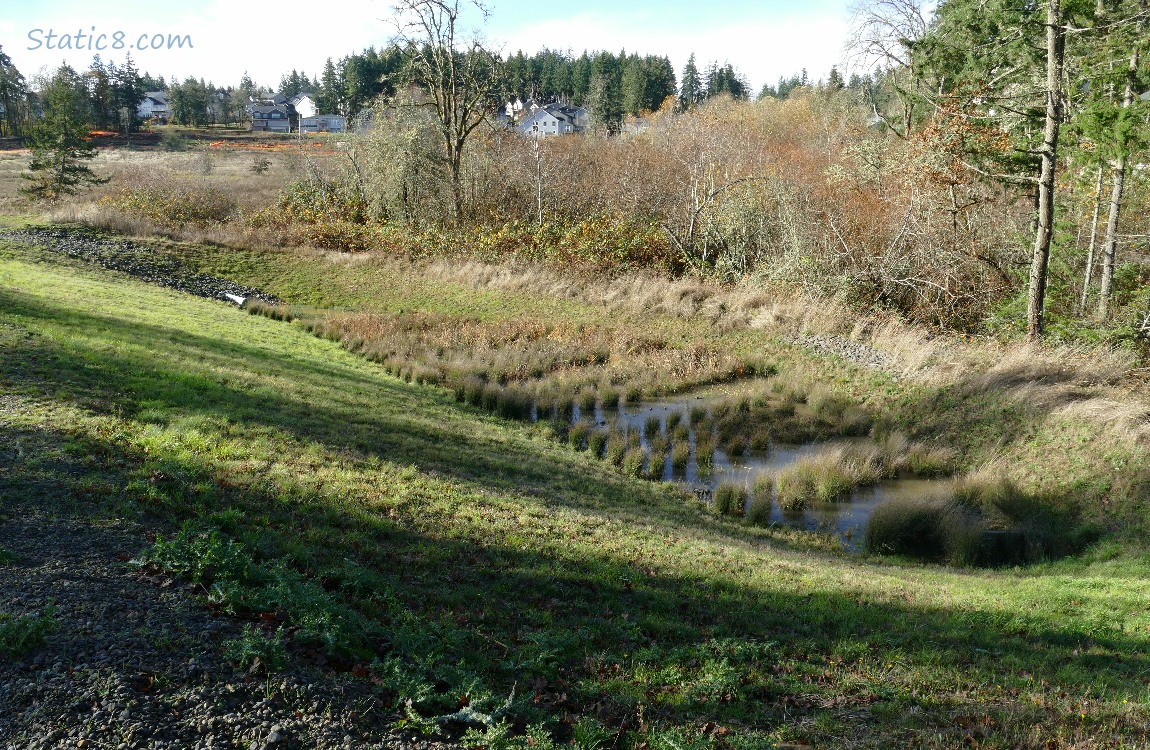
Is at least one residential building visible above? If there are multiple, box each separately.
[299,114,347,133]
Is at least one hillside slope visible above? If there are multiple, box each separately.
[3,244,1150,748]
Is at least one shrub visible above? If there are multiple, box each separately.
[100,182,237,225]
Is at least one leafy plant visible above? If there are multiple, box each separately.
[0,606,59,657]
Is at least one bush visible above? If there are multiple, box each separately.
[101,182,237,225]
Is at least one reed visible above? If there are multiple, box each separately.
[712,483,747,517]
[746,474,774,525]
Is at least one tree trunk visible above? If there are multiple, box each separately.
[1096,0,1145,320]
[1079,164,1105,312]
[1026,0,1064,341]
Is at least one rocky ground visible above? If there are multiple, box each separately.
[784,333,894,373]
[0,229,456,749]
[0,228,278,306]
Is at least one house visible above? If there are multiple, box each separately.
[299,114,346,133]
[290,93,317,119]
[249,103,293,133]
[516,103,588,136]
[137,91,169,123]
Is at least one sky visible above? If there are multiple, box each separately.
[1,0,853,95]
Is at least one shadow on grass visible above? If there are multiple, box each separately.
[0,285,670,517]
[3,413,1150,745]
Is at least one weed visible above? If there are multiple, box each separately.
[224,624,288,673]
[0,606,59,657]
[0,546,16,565]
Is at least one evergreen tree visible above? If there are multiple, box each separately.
[110,54,145,132]
[21,64,106,199]
[0,45,30,137]
[319,58,342,114]
[679,53,703,109]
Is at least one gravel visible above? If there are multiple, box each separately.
[784,333,895,373]
[1,228,279,306]
[0,230,459,749]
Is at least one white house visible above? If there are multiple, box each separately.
[290,93,317,119]
[516,103,588,136]
[137,91,169,123]
[300,114,347,134]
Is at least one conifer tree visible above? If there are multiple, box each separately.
[21,65,107,200]
[679,53,703,110]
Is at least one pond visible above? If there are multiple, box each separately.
[544,384,954,550]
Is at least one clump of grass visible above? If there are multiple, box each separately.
[481,383,501,412]
[670,439,691,470]
[578,387,598,412]
[599,386,621,408]
[695,433,715,476]
[622,447,646,477]
[647,444,668,479]
[605,431,627,466]
[0,607,58,657]
[496,386,531,420]
[747,474,774,525]
[666,411,684,431]
[568,421,591,450]
[749,430,771,452]
[864,499,946,558]
[587,430,608,458]
[713,483,746,517]
[624,385,642,404]
[776,462,818,511]
[905,444,957,477]
[644,415,662,438]
[672,422,690,442]
[556,393,575,422]
[723,436,746,458]
[689,405,708,423]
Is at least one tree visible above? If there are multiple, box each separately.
[392,0,502,223]
[1092,0,1147,319]
[679,53,703,110]
[21,65,107,200]
[0,45,30,137]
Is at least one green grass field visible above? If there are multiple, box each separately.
[4,238,1150,748]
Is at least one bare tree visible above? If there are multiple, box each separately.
[845,0,930,136]
[391,0,501,224]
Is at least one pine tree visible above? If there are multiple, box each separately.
[0,45,30,137]
[21,65,107,200]
[679,53,703,110]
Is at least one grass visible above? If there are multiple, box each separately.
[0,607,59,657]
[6,235,1150,746]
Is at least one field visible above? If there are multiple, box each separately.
[2,133,1150,748]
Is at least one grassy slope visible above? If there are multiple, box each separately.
[4,244,1150,748]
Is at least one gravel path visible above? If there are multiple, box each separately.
[0,232,455,749]
[1,228,279,306]
[784,333,894,373]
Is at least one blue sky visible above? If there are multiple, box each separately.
[2,0,852,94]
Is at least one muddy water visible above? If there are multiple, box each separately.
[564,387,953,550]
